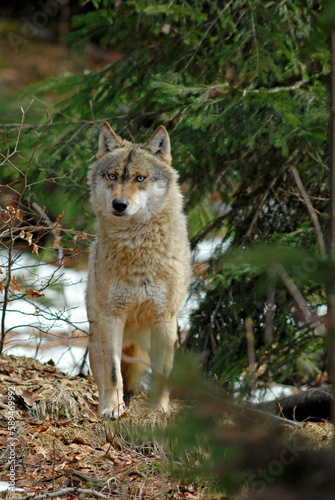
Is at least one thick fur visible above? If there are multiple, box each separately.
[86,123,191,418]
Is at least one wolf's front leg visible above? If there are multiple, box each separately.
[96,314,125,419]
[88,323,105,412]
[150,317,177,412]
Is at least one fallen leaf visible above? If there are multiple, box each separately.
[16,435,28,445]
[16,388,37,406]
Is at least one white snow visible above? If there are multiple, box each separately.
[0,481,24,492]
[1,239,221,374]
[0,239,312,403]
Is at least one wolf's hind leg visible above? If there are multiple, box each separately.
[149,317,177,412]
[121,345,149,404]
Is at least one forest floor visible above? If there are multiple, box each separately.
[1,354,335,500]
[0,354,211,499]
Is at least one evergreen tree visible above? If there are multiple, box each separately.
[5,0,331,393]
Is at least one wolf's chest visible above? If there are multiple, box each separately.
[109,278,167,307]
[108,279,168,327]
[137,279,167,304]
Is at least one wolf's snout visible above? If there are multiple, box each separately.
[112,198,129,214]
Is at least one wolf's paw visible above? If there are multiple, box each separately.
[151,399,169,414]
[100,403,126,420]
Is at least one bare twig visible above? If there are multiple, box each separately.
[206,78,309,99]
[0,225,14,355]
[65,468,106,488]
[9,488,77,500]
[77,489,108,499]
[79,345,89,375]
[243,186,272,242]
[277,264,326,337]
[248,0,260,74]
[264,267,276,343]
[291,167,326,256]
[242,79,308,96]
[52,438,56,492]
[50,122,89,159]
[202,392,302,428]
[245,317,256,400]
[0,105,91,367]
[32,202,64,266]
[185,20,216,70]
[0,100,34,170]
[242,153,299,244]
[0,423,25,460]
[4,487,109,500]
[190,213,228,250]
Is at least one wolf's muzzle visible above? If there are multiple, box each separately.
[112,198,129,215]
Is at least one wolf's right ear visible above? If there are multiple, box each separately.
[97,123,124,157]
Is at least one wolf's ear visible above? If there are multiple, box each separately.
[97,122,124,157]
[143,126,171,163]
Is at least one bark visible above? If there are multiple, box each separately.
[255,385,333,422]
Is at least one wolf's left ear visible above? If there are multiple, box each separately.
[143,126,171,163]
[97,122,124,157]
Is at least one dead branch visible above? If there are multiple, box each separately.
[8,488,85,500]
[0,226,14,354]
[4,485,109,499]
[0,100,34,170]
[77,489,109,499]
[32,202,64,266]
[0,423,25,460]
[242,153,298,244]
[245,317,256,398]
[244,186,272,242]
[291,167,326,256]
[255,385,333,421]
[277,264,326,337]
[190,213,228,250]
[65,467,107,488]
[201,392,302,428]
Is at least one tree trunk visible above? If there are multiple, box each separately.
[327,30,335,426]
[255,386,333,422]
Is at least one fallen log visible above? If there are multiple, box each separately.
[255,385,333,422]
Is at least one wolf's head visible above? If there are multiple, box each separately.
[88,123,179,222]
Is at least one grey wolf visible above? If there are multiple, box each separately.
[86,123,191,418]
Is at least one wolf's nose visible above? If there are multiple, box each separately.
[112,198,129,213]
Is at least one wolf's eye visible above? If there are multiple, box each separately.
[135,175,146,183]
[107,173,117,181]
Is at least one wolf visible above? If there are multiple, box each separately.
[86,123,191,419]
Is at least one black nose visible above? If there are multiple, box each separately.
[112,198,129,213]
